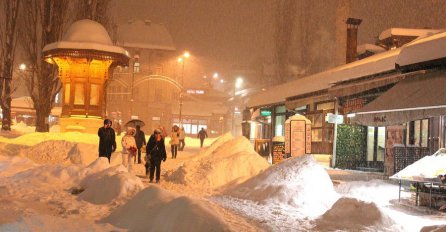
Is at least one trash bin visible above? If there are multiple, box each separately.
[272,136,285,164]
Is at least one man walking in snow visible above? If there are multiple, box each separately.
[197,128,208,148]
[98,119,116,163]
[146,129,167,183]
[134,125,146,164]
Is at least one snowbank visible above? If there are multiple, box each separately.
[312,197,394,231]
[102,185,232,232]
[223,155,338,217]
[78,172,143,205]
[392,148,446,180]
[0,155,37,177]
[165,136,269,191]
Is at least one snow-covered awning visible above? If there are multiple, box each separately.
[396,31,446,71]
[351,70,446,127]
[247,48,400,108]
[379,28,441,41]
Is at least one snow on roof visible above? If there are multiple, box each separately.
[247,48,401,108]
[43,19,129,57]
[379,28,441,41]
[357,44,386,55]
[116,20,176,51]
[396,30,446,67]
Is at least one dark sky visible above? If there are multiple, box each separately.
[111,0,446,81]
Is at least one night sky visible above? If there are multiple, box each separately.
[112,0,446,83]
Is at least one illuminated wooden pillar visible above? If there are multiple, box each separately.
[43,20,129,133]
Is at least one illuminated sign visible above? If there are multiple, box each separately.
[260,109,271,116]
[186,89,205,94]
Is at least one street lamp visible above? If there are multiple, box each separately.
[231,77,243,135]
[177,51,190,126]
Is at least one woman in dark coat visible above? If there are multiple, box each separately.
[145,129,167,183]
[98,119,116,162]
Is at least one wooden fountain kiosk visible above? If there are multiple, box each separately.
[43,19,129,133]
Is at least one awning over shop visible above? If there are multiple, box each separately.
[351,71,446,126]
[329,73,403,97]
[285,94,331,110]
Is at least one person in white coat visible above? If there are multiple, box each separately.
[121,128,137,173]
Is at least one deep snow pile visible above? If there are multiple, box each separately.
[22,140,97,165]
[223,155,338,217]
[102,185,232,232]
[165,136,270,191]
[392,148,446,180]
[312,197,395,231]
[78,161,143,204]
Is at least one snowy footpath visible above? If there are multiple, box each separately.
[0,127,446,231]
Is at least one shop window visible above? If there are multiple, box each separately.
[90,84,99,106]
[74,83,85,105]
[183,124,191,134]
[406,119,429,147]
[316,102,335,111]
[275,115,285,136]
[367,127,386,162]
[275,105,286,114]
[64,83,70,105]
[191,125,198,134]
[312,129,323,142]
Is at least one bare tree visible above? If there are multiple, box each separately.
[0,0,21,131]
[74,0,116,40]
[19,0,70,132]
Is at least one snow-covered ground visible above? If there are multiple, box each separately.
[0,128,445,231]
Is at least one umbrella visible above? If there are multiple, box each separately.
[124,119,145,128]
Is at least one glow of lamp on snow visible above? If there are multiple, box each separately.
[19,63,26,71]
[213,73,219,79]
[347,113,356,118]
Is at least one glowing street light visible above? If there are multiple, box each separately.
[213,72,219,79]
[220,79,224,83]
[183,51,190,58]
[235,77,243,89]
[19,63,26,71]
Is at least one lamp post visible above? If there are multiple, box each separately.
[177,51,190,126]
[231,77,243,135]
[130,56,139,118]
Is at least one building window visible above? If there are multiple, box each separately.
[90,84,100,106]
[406,119,429,147]
[316,101,335,111]
[74,83,85,105]
[367,126,386,162]
[275,115,285,136]
[64,83,71,105]
[133,61,140,73]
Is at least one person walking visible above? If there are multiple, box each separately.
[178,126,186,151]
[98,119,116,163]
[145,129,167,183]
[121,128,137,173]
[134,125,146,164]
[197,127,208,148]
[170,126,180,159]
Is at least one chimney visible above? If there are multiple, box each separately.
[144,19,151,25]
[346,18,362,63]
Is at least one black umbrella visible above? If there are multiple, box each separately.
[124,119,145,128]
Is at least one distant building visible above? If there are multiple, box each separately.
[107,19,229,135]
